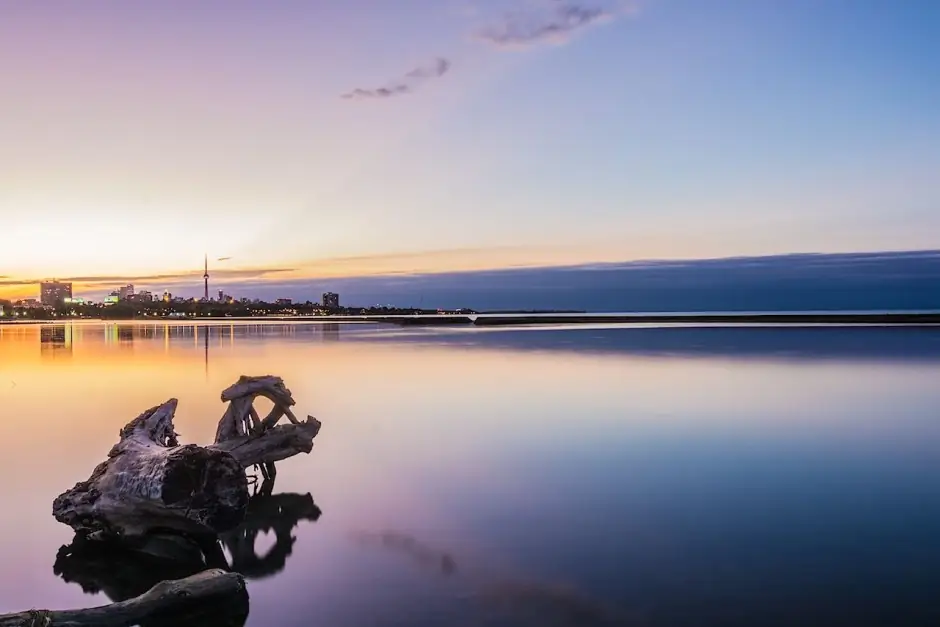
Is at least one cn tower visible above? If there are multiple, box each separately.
[203,254,209,301]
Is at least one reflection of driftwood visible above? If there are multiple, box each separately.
[55,476,320,602]
[219,488,321,579]
[0,569,248,627]
[54,535,209,600]
[51,376,321,540]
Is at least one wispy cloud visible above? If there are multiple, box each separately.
[341,2,632,103]
[0,267,295,290]
[472,1,633,49]
[341,58,451,100]
[406,58,452,79]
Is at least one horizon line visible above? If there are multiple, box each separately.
[2,247,939,301]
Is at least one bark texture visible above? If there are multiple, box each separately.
[51,375,320,539]
[0,569,248,627]
[210,375,321,469]
[52,400,248,538]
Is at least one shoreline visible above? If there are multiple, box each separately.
[2,312,940,327]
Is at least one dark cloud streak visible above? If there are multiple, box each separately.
[406,57,451,79]
[341,84,411,100]
[341,57,450,100]
[473,2,624,49]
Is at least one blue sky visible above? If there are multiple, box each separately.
[0,0,938,299]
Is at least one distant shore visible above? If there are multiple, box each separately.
[394,312,940,326]
[3,311,940,327]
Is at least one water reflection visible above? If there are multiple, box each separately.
[354,325,940,361]
[53,470,319,626]
[352,531,457,576]
[17,320,940,363]
[214,480,322,579]
[4,321,940,626]
[351,531,636,626]
[39,325,72,358]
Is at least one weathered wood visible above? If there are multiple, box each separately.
[247,405,263,433]
[211,416,321,468]
[0,569,248,627]
[52,375,319,541]
[212,375,320,467]
[221,375,295,406]
[53,400,249,538]
[56,477,321,595]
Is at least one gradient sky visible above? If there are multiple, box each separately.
[1,0,938,298]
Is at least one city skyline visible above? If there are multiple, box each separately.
[5,249,938,314]
[2,1,938,301]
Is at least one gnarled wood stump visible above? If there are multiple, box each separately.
[210,376,322,470]
[55,472,321,595]
[52,376,321,540]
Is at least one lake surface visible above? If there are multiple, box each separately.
[2,321,940,626]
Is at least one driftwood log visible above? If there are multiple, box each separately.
[52,376,321,539]
[211,376,322,470]
[55,474,321,595]
[0,569,248,627]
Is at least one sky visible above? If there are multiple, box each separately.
[1,0,938,301]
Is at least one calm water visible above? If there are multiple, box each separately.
[2,321,940,626]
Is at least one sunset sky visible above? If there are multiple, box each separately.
[1,0,938,299]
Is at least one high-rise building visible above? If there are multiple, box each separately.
[118,285,135,300]
[163,291,172,303]
[322,292,340,308]
[40,281,72,306]
[203,255,210,301]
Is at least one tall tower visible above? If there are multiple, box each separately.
[203,254,210,301]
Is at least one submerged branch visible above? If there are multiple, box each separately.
[0,569,248,627]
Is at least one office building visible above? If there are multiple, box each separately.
[118,285,135,300]
[322,292,340,308]
[40,281,73,306]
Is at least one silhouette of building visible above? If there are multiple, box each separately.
[40,281,72,306]
[118,285,135,300]
[322,292,339,308]
[163,291,172,303]
[203,255,210,301]
[276,298,292,306]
